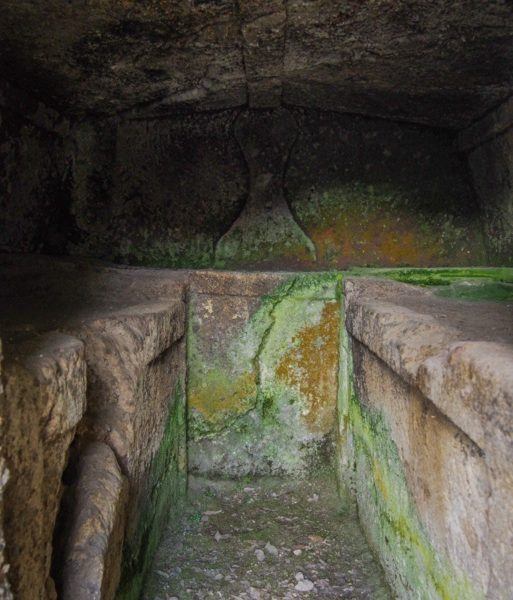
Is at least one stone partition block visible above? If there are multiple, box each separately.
[351,341,490,597]
[73,300,185,485]
[0,257,190,599]
[342,276,513,599]
[1,333,87,599]
[188,271,342,477]
[73,301,188,599]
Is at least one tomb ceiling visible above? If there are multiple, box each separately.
[0,0,512,127]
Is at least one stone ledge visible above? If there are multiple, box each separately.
[75,299,186,363]
[5,332,87,439]
[73,299,186,475]
[188,270,290,297]
[0,254,187,309]
[417,341,513,461]
[344,277,513,454]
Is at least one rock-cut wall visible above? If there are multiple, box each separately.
[70,108,487,270]
[0,81,71,255]
[1,256,512,599]
[341,276,513,599]
[187,271,342,477]
[460,96,513,266]
[1,83,507,271]
[0,256,189,600]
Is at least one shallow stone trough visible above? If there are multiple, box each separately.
[0,255,512,599]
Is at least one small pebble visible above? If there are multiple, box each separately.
[156,570,169,579]
[295,579,315,592]
[265,542,278,556]
[293,549,302,556]
[255,549,265,562]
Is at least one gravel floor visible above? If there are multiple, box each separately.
[144,475,391,599]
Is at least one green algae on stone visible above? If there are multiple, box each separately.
[349,397,482,599]
[336,326,483,600]
[121,233,215,269]
[348,266,513,302]
[214,210,316,269]
[351,266,513,287]
[187,272,342,476]
[186,291,264,442]
[292,184,487,269]
[116,381,187,600]
[434,280,513,302]
[335,312,354,494]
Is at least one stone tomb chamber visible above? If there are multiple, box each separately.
[0,2,513,599]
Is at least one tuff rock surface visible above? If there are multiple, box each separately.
[1,1,512,127]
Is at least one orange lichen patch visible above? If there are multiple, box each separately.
[189,370,257,426]
[308,209,484,268]
[276,301,340,433]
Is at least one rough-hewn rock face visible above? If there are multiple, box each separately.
[0,81,71,255]
[70,111,246,268]
[215,109,315,267]
[0,2,511,273]
[460,98,513,266]
[0,459,10,600]
[1,333,87,599]
[0,342,12,600]
[0,256,189,599]
[70,108,486,269]
[187,270,341,477]
[287,110,486,268]
[341,277,513,599]
[1,1,512,128]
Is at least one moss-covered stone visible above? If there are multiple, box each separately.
[347,266,513,302]
[122,234,215,269]
[351,266,513,287]
[337,320,483,599]
[116,381,187,600]
[187,273,342,476]
[434,280,513,302]
[215,209,316,269]
[293,186,486,269]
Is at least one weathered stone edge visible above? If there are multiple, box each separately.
[344,280,513,458]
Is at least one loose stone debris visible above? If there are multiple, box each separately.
[144,475,390,599]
